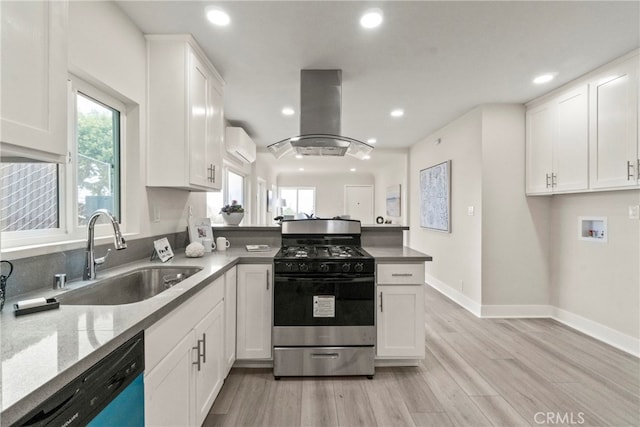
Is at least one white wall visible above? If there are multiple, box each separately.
[409,108,484,304]
[551,191,640,339]
[69,1,203,238]
[372,149,409,225]
[277,173,374,219]
[481,105,550,306]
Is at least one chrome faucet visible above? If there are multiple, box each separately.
[83,209,127,280]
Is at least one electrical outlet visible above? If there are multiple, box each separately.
[629,205,640,220]
[153,206,161,222]
[467,206,475,216]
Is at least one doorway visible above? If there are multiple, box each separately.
[344,185,374,224]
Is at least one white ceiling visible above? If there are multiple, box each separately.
[116,1,639,153]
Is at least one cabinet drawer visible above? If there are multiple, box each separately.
[377,263,424,285]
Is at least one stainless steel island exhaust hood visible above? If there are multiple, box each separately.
[267,70,373,160]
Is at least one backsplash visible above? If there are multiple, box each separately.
[4,231,188,299]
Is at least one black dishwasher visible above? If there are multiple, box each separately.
[15,331,145,427]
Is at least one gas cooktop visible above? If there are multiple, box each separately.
[277,245,370,259]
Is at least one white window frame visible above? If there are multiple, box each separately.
[0,76,128,251]
[68,76,127,240]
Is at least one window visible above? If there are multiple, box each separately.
[206,166,247,224]
[0,76,125,249]
[0,163,60,231]
[75,92,121,226]
[278,187,315,216]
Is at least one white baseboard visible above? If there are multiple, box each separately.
[552,307,639,358]
[481,304,553,318]
[425,276,639,358]
[425,274,481,316]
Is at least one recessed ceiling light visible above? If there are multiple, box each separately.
[533,73,556,84]
[206,7,230,26]
[363,155,371,160]
[299,167,305,171]
[282,107,295,116]
[367,138,377,144]
[390,109,404,117]
[360,9,383,29]
[295,154,303,159]
[350,168,357,172]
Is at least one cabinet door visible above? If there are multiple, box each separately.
[237,264,273,359]
[188,49,210,188]
[553,85,589,192]
[590,58,639,189]
[206,82,224,190]
[0,0,67,160]
[526,103,554,194]
[193,300,225,426]
[145,332,195,427]
[224,266,237,375]
[377,285,425,359]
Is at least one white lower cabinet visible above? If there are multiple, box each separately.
[376,263,425,359]
[236,264,273,360]
[223,266,237,375]
[145,276,225,427]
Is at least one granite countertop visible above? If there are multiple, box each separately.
[0,243,429,425]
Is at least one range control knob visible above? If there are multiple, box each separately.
[319,263,330,273]
[354,263,364,273]
[341,263,351,273]
[285,262,294,271]
[299,263,309,273]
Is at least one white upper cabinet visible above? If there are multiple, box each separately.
[526,85,589,195]
[553,85,589,193]
[0,0,68,162]
[589,56,639,189]
[146,35,224,191]
[526,103,554,194]
[526,50,639,195]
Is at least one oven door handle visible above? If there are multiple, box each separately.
[310,353,340,359]
[274,276,374,283]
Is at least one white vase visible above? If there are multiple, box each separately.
[222,212,244,226]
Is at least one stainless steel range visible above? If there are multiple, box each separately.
[272,219,375,379]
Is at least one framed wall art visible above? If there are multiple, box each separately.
[419,160,451,232]
[386,184,401,217]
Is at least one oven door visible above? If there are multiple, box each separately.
[273,275,374,327]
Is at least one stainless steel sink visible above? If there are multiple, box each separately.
[58,266,202,305]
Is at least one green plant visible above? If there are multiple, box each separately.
[220,200,244,214]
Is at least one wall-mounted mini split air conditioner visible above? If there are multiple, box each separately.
[225,127,256,164]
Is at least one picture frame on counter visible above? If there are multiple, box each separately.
[188,217,213,244]
[419,160,451,232]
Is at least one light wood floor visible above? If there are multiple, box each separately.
[204,286,640,427]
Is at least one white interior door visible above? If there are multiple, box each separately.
[344,185,374,224]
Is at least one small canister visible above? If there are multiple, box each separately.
[53,273,67,290]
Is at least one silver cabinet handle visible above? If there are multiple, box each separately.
[192,338,203,371]
[545,173,551,188]
[192,334,206,371]
[551,173,557,187]
[628,161,635,181]
[201,333,206,364]
[380,291,383,312]
[391,273,413,277]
